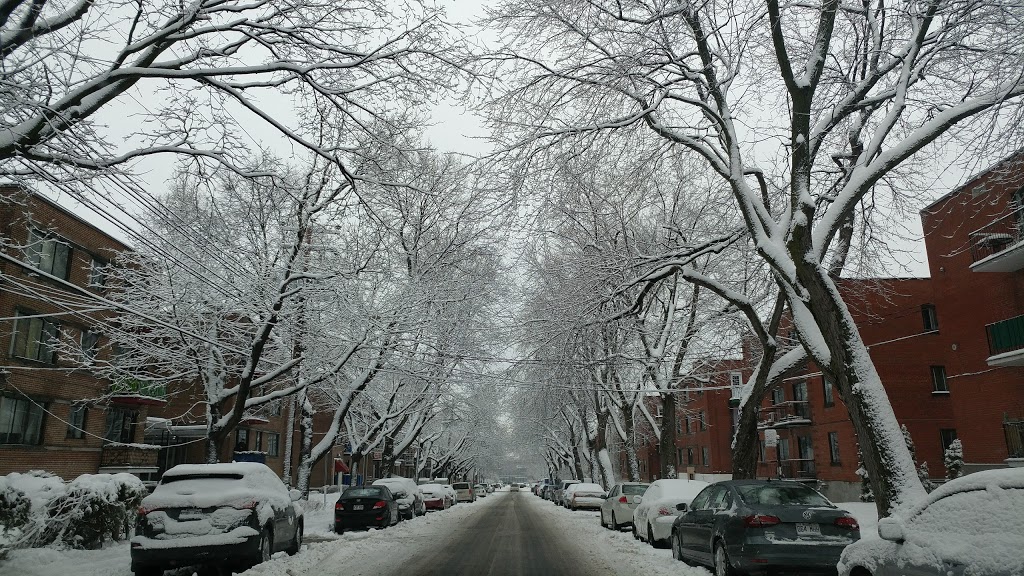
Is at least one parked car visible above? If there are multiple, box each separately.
[670,479,859,574]
[510,483,520,492]
[453,481,476,503]
[130,463,303,576]
[474,483,488,497]
[565,482,606,510]
[839,468,1024,576]
[333,485,401,532]
[486,484,496,493]
[441,484,458,504]
[633,478,709,547]
[419,483,454,511]
[542,484,557,501]
[553,479,580,505]
[372,477,425,519]
[601,482,650,530]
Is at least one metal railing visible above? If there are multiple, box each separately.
[970,208,1024,262]
[986,314,1024,356]
[776,458,817,479]
[100,444,159,468]
[110,377,167,399]
[758,401,812,428]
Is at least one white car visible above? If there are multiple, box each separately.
[441,484,458,504]
[838,468,1024,576]
[632,478,709,547]
[565,482,606,510]
[372,477,425,519]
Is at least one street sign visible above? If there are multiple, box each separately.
[764,429,779,447]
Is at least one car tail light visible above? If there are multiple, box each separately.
[233,500,258,510]
[657,506,673,516]
[744,514,781,527]
[618,496,628,504]
[373,500,387,510]
[834,516,859,530]
[137,506,154,516]
[335,501,344,510]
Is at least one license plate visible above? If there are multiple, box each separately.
[796,522,821,536]
[178,508,203,520]
[352,505,364,511]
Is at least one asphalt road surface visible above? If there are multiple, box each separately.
[315,491,600,576]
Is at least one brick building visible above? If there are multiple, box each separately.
[0,186,162,480]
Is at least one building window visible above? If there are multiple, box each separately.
[729,372,742,398]
[684,415,690,434]
[823,377,835,407]
[922,304,938,331]
[104,407,137,444]
[80,329,100,362]
[11,311,59,364]
[940,429,958,451]
[699,411,707,431]
[771,386,785,405]
[676,418,682,435]
[828,431,840,465]
[686,447,694,465]
[66,405,87,439]
[88,258,107,289]
[0,395,46,445]
[267,433,280,457]
[702,447,709,466]
[778,438,790,461]
[931,366,949,393]
[26,228,71,279]
[235,428,249,451]
[253,430,263,452]
[759,440,766,463]
[676,448,683,467]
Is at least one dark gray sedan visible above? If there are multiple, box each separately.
[671,480,860,576]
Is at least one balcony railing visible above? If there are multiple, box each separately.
[986,315,1024,356]
[777,458,817,480]
[971,208,1024,263]
[110,377,167,405]
[758,401,812,429]
[1006,419,1024,459]
[100,444,159,469]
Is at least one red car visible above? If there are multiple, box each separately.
[420,483,454,511]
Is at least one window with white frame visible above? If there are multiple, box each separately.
[88,258,107,288]
[729,372,742,398]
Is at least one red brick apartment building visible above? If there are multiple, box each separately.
[627,151,1024,501]
[0,186,163,479]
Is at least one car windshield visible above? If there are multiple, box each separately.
[737,484,832,507]
[343,487,385,498]
[622,484,648,495]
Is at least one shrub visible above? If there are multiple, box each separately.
[944,439,964,480]
[41,473,147,549]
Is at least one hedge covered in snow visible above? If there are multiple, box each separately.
[0,471,146,552]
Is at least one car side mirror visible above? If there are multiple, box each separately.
[634,496,643,505]
[289,489,302,501]
[676,502,688,512]
[877,517,905,542]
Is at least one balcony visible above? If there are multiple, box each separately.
[758,401,812,429]
[777,458,817,480]
[109,377,168,406]
[985,315,1024,366]
[99,443,159,473]
[970,209,1024,272]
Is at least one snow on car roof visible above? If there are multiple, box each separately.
[144,462,290,513]
[567,483,604,493]
[649,479,709,501]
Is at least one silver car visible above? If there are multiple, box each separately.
[838,468,1024,576]
[601,482,650,530]
[553,479,579,505]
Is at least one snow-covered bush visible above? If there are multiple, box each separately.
[944,439,964,480]
[0,481,30,534]
[41,473,147,549]
[917,461,935,493]
[0,471,66,537]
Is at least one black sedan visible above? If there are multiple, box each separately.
[334,485,401,533]
[671,480,860,576]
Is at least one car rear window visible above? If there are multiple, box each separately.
[737,484,832,507]
[161,473,244,484]
[453,482,470,489]
[622,484,648,495]
[343,487,385,498]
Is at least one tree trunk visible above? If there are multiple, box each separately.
[658,393,677,478]
[295,396,315,496]
[620,405,641,481]
[731,394,765,479]
[282,393,297,485]
[571,445,585,480]
[793,259,926,516]
[350,453,364,486]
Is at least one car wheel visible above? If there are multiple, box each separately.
[648,523,659,547]
[671,532,682,561]
[134,567,163,576]
[611,511,618,530]
[714,540,734,576]
[632,523,640,540]
[286,521,303,556]
[849,568,873,576]
[255,527,272,566]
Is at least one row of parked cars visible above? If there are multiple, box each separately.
[533,468,1024,576]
